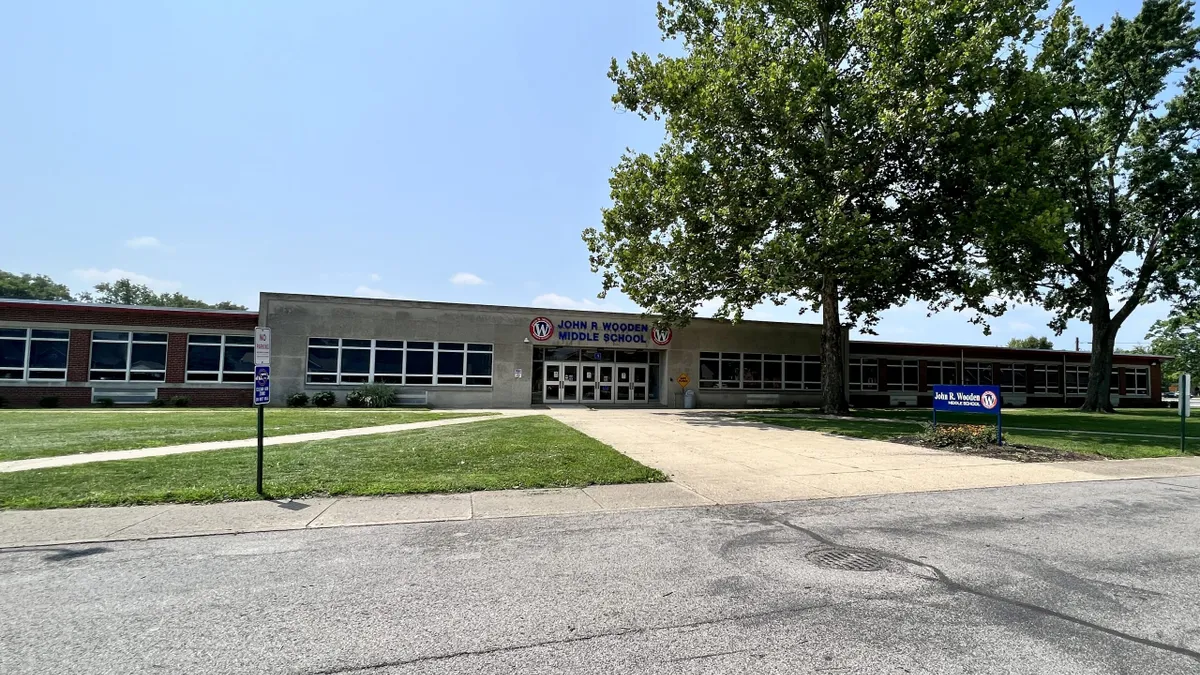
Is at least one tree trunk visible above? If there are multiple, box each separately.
[1080,304,1118,413]
[820,276,850,415]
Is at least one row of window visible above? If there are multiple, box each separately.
[698,352,822,390]
[306,338,493,386]
[0,328,69,380]
[850,359,1149,395]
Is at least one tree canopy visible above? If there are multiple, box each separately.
[0,270,73,302]
[993,0,1200,410]
[1144,308,1200,383]
[77,279,247,310]
[1006,336,1056,350]
[586,0,1044,413]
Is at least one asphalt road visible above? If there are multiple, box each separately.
[4,477,1200,674]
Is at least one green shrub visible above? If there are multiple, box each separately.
[38,396,60,409]
[311,391,337,408]
[919,423,996,448]
[149,398,167,407]
[96,397,115,408]
[355,383,398,408]
[170,396,190,407]
[286,392,309,408]
[345,390,366,408]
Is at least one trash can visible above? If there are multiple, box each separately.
[683,388,696,409]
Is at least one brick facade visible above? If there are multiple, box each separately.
[0,302,258,331]
[0,386,93,407]
[66,329,91,382]
[160,387,253,407]
[166,333,188,383]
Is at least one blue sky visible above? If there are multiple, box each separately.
[0,0,1171,351]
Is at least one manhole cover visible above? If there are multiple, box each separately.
[806,547,886,572]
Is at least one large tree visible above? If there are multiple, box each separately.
[585,0,1043,413]
[79,279,247,310]
[1144,308,1200,383]
[1007,335,1056,349]
[1001,0,1200,411]
[0,270,73,302]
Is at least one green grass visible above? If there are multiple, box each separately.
[747,409,1199,460]
[0,408,489,462]
[0,416,666,510]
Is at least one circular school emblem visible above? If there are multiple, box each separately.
[529,317,554,341]
[981,390,999,410]
[651,326,672,346]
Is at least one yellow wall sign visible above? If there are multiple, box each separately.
[677,373,691,388]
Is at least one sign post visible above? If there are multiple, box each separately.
[676,373,690,408]
[1182,374,1192,454]
[253,327,271,496]
[932,385,1004,446]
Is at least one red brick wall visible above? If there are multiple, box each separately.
[166,333,188,383]
[0,386,92,407]
[0,302,258,331]
[160,388,253,407]
[67,329,91,382]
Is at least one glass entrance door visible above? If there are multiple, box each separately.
[581,364,598,402]
[543,362,581,403]
[632,365,648,402]
[616,365,631,402]
[561,363,579,402]
[598,365,614,402]
[544,362,561,403]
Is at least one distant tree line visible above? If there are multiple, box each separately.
[0,269,247,311]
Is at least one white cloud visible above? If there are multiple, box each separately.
[73,268,180,292]
[124,236,165,249]
[354,285,402,300]
[531,293,614,310]
[450,272,486,286]
[1008,321,1035,332]
[369,273,382,282]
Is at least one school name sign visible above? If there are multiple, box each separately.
[932,385,1002,414]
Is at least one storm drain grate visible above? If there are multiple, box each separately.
[805,547,887,572]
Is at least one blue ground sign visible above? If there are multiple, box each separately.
[932,385,1001,414]
[254,366,270,405]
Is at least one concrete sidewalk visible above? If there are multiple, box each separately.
[0,482,714,548]
[0,411,537,474]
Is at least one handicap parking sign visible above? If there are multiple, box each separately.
[254,366,270,405]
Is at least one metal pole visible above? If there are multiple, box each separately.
[997,410,1003,447]
[932,407,937,429]
[1183,412,1187,454]
[256,405,264,495]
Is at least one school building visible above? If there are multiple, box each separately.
[0,292,1171,408]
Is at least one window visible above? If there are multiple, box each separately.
[1124,367,1149,395]
[1031,364,1060,393]
[0,328,69,380]
[1111,368,1120,394]
[963,362,993,386]
[999,363,1027,393]
[699,352,720,388]
[305,338,492,386]
[186,335,254,383]
[90,331,167,381]
[889,359,919,391]
[926,361,958,388]
[784,355,821,390]
[1065,365,1089,394]
[699,352,819,390]
[850,358,878,391]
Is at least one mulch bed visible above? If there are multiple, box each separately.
[890,436,1101,463]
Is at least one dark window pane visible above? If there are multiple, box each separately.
[0,369,22,378]
[341,349,371,373]
[468,343,491,352]
[743,360,762,384]
[31,329,68,340]
[90,370,126,380]
[130,343,167,371]
[617,350,649,363]
[131,371,165,381]
[785,355,805,362]
[341,374,369,384]
[374,375,404,384]
[133,332,168,343]
[804,362,820,383]
[0,340,24,368]
[406,350,434,375]
[764,354,782,361]
[307,374,337,384]
[466,376,491,386]
[376,340,404,349]
[375,350,404,374]
[187,372,220,382]
[343,339,371,348]
[648,351,660,363]
[406,375,433,385]
[310,337,339,346]
[223,372,254,383]
[437,351,464,376]
[764,361,783,385]
[784,362,803,383]
[93,331,128,341]
[307,347,338,373]
[223,345,254,372]
[408,341,435,350]
[28,370,65,379]
[225,335,254,345]
[467,352,492,377]
[0,328,25,338]
[438,376,463,385]
[700,352,719,359]
[439,342,465,351]
[699,360,719,381]
[91,342,128,370]
[187,345,221,372]
[743,353,762,360]
[189,335,222,344]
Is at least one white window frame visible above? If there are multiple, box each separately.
[89,331,168,382]
[850,357,879,391]
[0,327,70,382]
[1064,365,1089,395]
[1031,364,1060,394]
[926,360,958,389]
[890,359,919,392]
[697,352,820,390]
[963,361,994,386]
[1123,366,1149,396]
[998,363,1027,393]
[185,334,256,383]
[305,338,493,387]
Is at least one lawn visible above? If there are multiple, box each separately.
[0,416,666,509]
[0,408,489,462]
[747,408,1199,460]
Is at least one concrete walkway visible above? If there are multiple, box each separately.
[0,482,713,548]
[0,411,538,473]
[544,408,1200,503]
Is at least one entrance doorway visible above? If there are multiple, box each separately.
[543,361,646,404]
